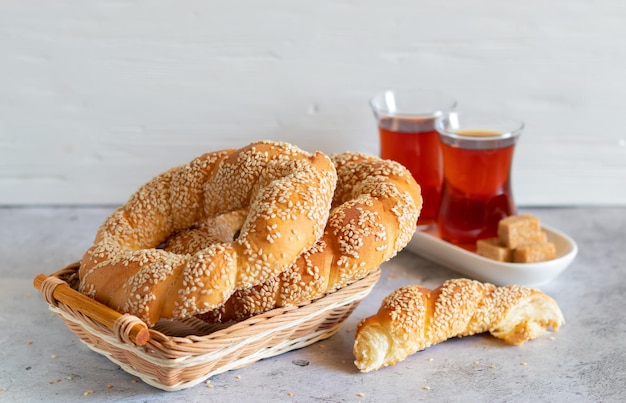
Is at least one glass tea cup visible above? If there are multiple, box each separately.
[370,90,456,228]
[435,111,524,247]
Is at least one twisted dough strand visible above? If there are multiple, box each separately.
[191,152,422,322]
[353,278,564,372]
[78,141,336,326]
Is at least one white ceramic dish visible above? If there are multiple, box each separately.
[405,224,578,287]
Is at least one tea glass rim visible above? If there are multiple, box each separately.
[369,89,457,119]
[435,111,524,149]
[435,112,524,139]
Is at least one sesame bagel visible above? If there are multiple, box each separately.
[78,141,337,326]
[196,152,422,322]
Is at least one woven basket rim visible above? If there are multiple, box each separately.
[43,263,381,356]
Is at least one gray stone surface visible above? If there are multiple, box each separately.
[1,206,624,402]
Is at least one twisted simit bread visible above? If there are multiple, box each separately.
[202,152,422,322]
[78,141,337,326]
[353,278,564,372]
[164,152,422,323]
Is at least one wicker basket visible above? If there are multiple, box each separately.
[35,263,380,391]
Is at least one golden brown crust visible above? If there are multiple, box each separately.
[192,152,422,322]
[353,279,565,372]
[78,141,337,326]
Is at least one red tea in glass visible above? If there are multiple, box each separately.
[378,117,443,226]
[370,91,456,228]
[436,114,524,247]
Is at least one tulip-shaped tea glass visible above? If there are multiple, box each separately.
[435,111,524,247]
[370,90,456,228]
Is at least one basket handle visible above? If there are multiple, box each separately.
[33,273,150,346]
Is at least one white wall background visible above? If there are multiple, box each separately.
[1,0,625,206]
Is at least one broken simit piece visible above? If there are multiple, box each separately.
[353,278,564,372]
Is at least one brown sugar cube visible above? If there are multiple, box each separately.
[513,242,557,263]
[476,238,513,262]
[498,214,545,249]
